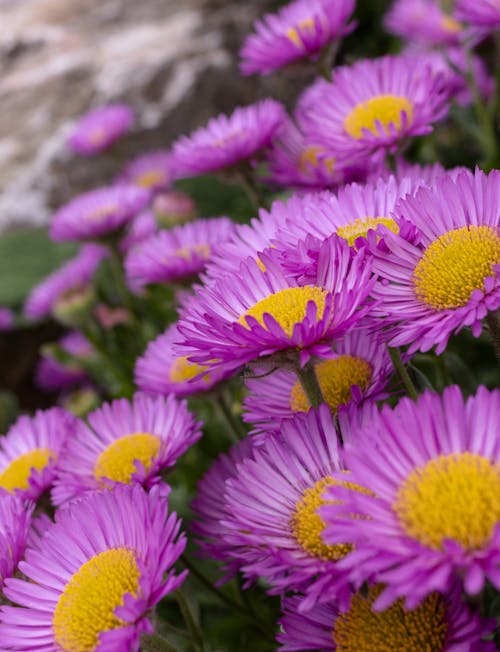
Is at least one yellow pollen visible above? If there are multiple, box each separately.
[53,547,140,652]
[89,128,105,145]
[413,225,500,310]
[136,170,165,189]
[441,15,461,32]
[169,356,211,384]
[333,585,447,651]
[337,216,399,246]
[0,448,55,492]
[86,204,117,222]
[93,433,160,484]
[238,286,328,337]
[299,146,335,174]
[286,17,316,47]
[174,244,211,262]
[343,95,414,140]
[394,452,500,552]
[290,356,372,413]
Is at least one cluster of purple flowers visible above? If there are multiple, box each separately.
[1,0,499,649]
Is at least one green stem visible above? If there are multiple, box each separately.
[317,39,339,82]
[176,589,204,652]
[215,392,247,441]
[485,310,500,363]
[141,632,183,652]
[388,347,419,400]
[294,360,324,408]
[236,169,270,212]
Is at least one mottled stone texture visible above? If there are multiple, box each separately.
[0,0,283,230]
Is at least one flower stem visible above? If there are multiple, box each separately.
[294,359,324,408]
[141,632,183,652]
[485,310,500,363]
[176,589,204,652]
[388,346,419,400]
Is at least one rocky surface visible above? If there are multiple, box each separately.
[0,0,283,230]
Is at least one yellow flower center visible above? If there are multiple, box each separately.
[298,146,335,174]
[394,452,500,551]
[337,216,399,246]
[93,433,160,484]
[333,585,447,651]
[0,448,55,492]
[286,17,316,47]
[136,170,166,189]
[290,476,353,560]
[174,244,211,262]
[169,356,211,384]
[441,15,461,33]
[53,547,140,652]
[413,225,500,310]
[86,204,118,222]
[290,356,372,413]
[238,286,328,337]
[343,95,414,140]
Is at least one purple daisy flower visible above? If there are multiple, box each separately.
[171,99,286,177]
[24,244,106,321]
[304,54,450,162]
[0,307,14,331]
[52,393,202,506]
[35,331,93,392]
[455,0,500,29]
[191,438,258,583]
[243,329,393,434]
[369,168,500,354]
[0,493,33,590]
[117,150,173,193]
[50,184,150,242]
[0,484,186,651]
[240,0,355,76]
[177,234,375,375]
[67,103,134,156]
[135,323,230,398]
[321,385,500,609]
[0,408,76,501]
[385,0,464,47]
[125,217,234,289]
[223,405,358,609]
[278,584,496,651]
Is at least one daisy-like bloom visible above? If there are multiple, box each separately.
[135,323,230,398]
[191,438,257,583]
[0,493,33,589]
[117,150,173,193]
[369,168,500,354]
[278,584,496,651]
[67,103,134,156]
[177,234,374,375]
[50,184,150,242]
[454,0,500,29]
[24,245,106,321]
[171,99,286,177]
[385,0,463,47]
[0,307,14,330]
[125,217,234,289]
[0,408,76,501]
[52,393,201,506]
[243,329,393,434]
[304,54,450,162]
[240,0,355,76]
[36,331,93,392]
[223,405,362,608]
[0,484,186,651]
[321,385,500,609]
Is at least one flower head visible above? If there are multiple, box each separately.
[67,104,134,155]
[50,185,150,242]
[117,150,173,192]
[370,168,500,354]
[0,493,33,589]
[35,331,93,393]
[454,0,500,29]
[0,408,76,501]
[322,386,500,608]
[52,393,201,505]
[0,484,186,652]
[171,100,286,177]
[385,0,464,46]
[240,0,355,75]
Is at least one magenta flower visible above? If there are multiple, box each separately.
[0,307,14,331]
[24,245,106,321]
[117,150,173,192]
[385,0,464,46]
[0,484,186,652]
[0,408,76,501]
[0,493,33,590]
[455,0,500,29]
[177,235,374,375]
[67,103,134,155]
[171,99,286,177]
[304,54,450,162]
[125,217,234,289]
[369,168,500,354]
[35,331,93,392]
[52,393,201,505]
[50,185,150,242]
[322,386,500,609]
